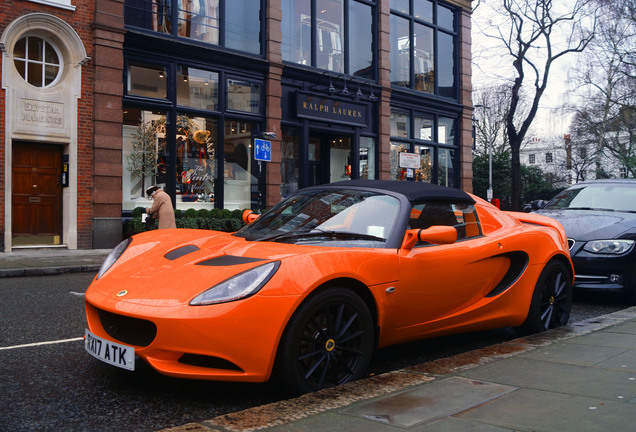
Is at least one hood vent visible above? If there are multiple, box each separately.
[196,255,265,266]
[165,245,201,260]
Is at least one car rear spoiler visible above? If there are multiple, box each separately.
[506,211,568,245]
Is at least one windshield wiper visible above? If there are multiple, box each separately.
[255,228,385,243]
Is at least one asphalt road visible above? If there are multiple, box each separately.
[0,273,629,432]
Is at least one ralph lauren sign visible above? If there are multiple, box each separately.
[296,92,368,127]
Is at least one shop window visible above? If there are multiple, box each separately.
[360,137,376,180]
[437,32,456,98]
[390,142,410,181]
[224,120,258,210]
[438,117,455,146]
[176,114,217,208]
[227,79,261,114]
[389,109,458,186]
[127,62,168,99]
[226,0,261,54]
[438,148,456,187]
[281,127,300,199]
[13,36,62,87]
[415,113,433,141]
[413,23,434,93]
[124,0,261,54]
[122,109,217,211]
[389,14,410,89]
[177,66,218,111]
[415,145,432,182]
[282,0,375,79]
[389,0,457,98]
[390,109,410,139]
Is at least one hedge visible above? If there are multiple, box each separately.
[124,207,245,238]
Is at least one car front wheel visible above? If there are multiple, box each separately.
[276,287,375,394]
[515,260,572,336]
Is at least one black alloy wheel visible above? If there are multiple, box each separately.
[515,260,572,336]
[276,287,375,394]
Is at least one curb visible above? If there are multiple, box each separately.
[0,265,102,278]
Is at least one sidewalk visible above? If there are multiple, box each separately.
[163,307,636,432]
[0,248,110,278]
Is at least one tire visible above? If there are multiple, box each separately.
[515,260,572,336]
[276,287,375,394]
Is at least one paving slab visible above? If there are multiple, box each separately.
[344,377,515,428]
[461,355,636,402]
[456,388,636,432]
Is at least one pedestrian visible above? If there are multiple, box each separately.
[146,185,176,229]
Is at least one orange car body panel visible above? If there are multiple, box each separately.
[85,193,572,382]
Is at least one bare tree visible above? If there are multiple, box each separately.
[476,0,597,209]
[570,0,636,178]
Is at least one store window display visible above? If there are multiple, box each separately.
[122,110,217,211]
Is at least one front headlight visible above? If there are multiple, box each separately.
[190,261,281,306]
[583,239,634,255]
[96,238,132,279]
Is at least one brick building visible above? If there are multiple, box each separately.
[1,0,474,251]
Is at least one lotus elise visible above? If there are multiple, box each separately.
[85,180,573,394]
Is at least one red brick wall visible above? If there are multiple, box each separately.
[0,0,97,248]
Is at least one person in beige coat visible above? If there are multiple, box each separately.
[146,185,176,229]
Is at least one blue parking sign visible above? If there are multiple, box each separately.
[254,139,271,162]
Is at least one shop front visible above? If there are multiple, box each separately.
[280,82,378,198]
[121,42,268,214]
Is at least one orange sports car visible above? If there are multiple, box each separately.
[85,180,573,394]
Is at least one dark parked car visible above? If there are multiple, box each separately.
[535,179,636,302]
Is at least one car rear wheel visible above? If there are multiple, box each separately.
[515,260,572,336]
[276,287,375,394]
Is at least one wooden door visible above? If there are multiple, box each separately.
[12,143,63,245]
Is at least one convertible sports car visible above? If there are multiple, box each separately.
[85,180,573,394]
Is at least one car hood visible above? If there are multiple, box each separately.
[535,209,636,240]
[87,229,396,308]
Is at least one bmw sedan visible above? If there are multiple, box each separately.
[535,179,636,302]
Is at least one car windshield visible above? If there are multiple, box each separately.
[544,183,636,213]
[234,189,401,246]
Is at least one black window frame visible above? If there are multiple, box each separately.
[123,0,266,56]
[281,0,377,81]
[389,0,459,100]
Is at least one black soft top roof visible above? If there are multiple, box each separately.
[313,180,475,203]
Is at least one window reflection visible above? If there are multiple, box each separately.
[227,79,261,114]
[177,66,218,111]
[414,23,434,93]
[390,14,410,88]
[127,62,167,99]
[282,0,374,76]
[124,1,261,53]
[224,120,258,210]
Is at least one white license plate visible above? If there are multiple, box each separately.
[85,329,135,371]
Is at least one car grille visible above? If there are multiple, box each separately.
[568,238,575,250]
[97,308,157,347]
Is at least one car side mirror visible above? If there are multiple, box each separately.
[242,209,259,224]
[401,226,458,251]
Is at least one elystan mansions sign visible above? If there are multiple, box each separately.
[20,99,64,129]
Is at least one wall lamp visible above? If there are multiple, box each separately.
[311,72,378,102]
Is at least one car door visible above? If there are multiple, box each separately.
[391,201,511,328]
